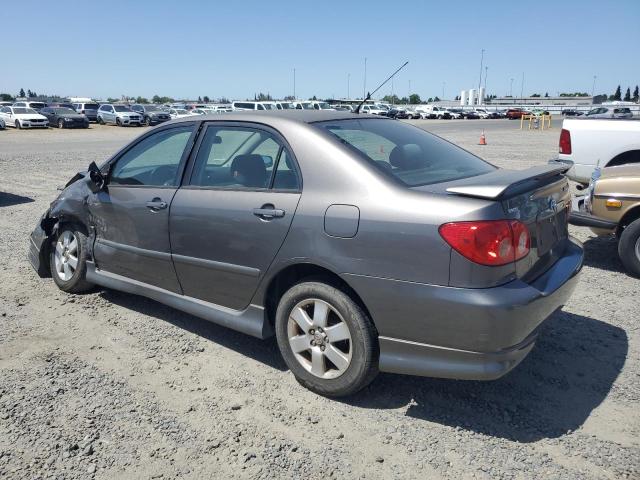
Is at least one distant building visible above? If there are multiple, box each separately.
[489,95,593,106]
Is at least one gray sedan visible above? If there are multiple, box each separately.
[29,111,583,397]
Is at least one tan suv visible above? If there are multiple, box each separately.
[570,164,640,276]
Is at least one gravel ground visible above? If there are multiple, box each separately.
[0,120,638,479]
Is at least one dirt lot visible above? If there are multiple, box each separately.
[1,120,638,479]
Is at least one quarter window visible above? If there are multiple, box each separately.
[110,126,194,187]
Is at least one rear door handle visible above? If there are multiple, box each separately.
[253,207,285,219]
[146,198,168,211]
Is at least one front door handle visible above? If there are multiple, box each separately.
[146,198,168,212]
[253,206,285,219]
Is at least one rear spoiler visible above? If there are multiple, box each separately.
[446,165,569,200]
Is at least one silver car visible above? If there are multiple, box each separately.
[97,104,142,126]
[29,111,583,397]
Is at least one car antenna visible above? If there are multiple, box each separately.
[354,61,409,114]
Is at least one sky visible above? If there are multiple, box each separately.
[2,0,639,101]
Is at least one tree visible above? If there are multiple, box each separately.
[433,96,440,102]
[633,86,639,103]
[409,93,421,104]
[0,93,14,101]
[613,85,621,101]
[106,97,119,103]
[152,95,174,104]
[197,96,202,102]
[19,88,25,98]
[27,89,33,98]
[283,95,295,101]
[382,94,400,104]
[427,97,433,103]
[593,94,607,104]
[544,92,549,97]
[531,93,541,97]
[203,96,210,103]
[135,96,149,104]
[623,87,631,102]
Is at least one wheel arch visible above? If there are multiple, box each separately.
[260,262,374,330]
[605,149,640,168]
[617,205,640,236]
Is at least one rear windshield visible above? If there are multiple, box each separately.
[29,102,46,109]
[315,118,495,187]
[84,103,99,110]
[13,108,36,114]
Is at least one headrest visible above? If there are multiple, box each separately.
[389,144,424,170]
[230,154,268,188]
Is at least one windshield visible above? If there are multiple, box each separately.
[84,104,99,110]
[300,103,314,110]
[53,108,76,114]
[13,108,37,114]
[29,103,46,109]
[114,105,132,112]
[144,105,160,111]
[315,119,495,187]
[318,102,331,109]
[261,103,277,110]
[280,103,293,109]
[175,109,188,114]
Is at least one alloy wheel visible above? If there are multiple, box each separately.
[54,231,79,281]
[287,299,352,379]
[635,237,640,262]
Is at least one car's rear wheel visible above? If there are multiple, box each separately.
[275,281,378,397]
[58,119,65,129]
[619,218,640,277]
[49,226,94,293]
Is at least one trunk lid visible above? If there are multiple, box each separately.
[419,165,572,281]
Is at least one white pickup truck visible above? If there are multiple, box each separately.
[549,118,640,186]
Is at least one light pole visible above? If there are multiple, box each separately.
[510,77,514,97]
[408,79,411,104]
[477,49,485,105]
[484,66,488,101]
[363,57,367,100]
[442,81,445,100]
[520,72,524,104]
[293,68,296,99]
[591,75,597,97]
[347,73,350,100]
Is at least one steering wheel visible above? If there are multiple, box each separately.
[150,165,177,186]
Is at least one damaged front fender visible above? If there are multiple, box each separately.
[28,173,96,278]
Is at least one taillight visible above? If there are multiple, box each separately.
[559,128,571,154]
[439,220,530,266]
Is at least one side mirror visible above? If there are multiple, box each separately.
[86,161,106,193]
[261,155,273,168]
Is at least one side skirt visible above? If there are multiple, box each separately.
[86,261,273,339]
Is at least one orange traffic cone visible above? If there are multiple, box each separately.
[479,130,487,145]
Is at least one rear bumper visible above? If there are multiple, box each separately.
[344,237,583,380]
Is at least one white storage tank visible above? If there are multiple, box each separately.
[468,89,476,106]
[479,87,486,105]
[460,90,467,106]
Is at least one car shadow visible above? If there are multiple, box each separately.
[99,289,287,372]
[342,311,627,442]
[0,192,35,207]
[581,235,626,273]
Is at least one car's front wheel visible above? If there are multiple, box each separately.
[275,281,379,397]
[116,118,122,127]
[145,116,152,126]
[15,120,21,129]
[58,119,65,129]
[619,218,640,277]
[49,225,94,293]
[98,116,104,125]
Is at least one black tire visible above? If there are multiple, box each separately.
[98,116,104,125]
[618,218,640,277]
[145,116,152,127]
[275,281,379,397]
[116,118,122,127]
[49,225,94,293]
[15,120,21,129]
[58,119,65,129]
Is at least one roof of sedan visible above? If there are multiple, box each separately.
[170,110,382,125]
